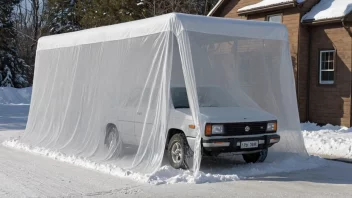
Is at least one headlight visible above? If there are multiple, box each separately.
[205,124,224,136]
[267,122,277,132]
[211,124,224,135]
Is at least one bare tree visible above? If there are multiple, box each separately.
[139,0,218,17]
[12,0,218,66]
[14,0,46,66]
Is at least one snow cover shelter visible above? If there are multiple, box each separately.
[23,13,307,174]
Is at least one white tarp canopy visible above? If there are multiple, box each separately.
[22,13,307,175]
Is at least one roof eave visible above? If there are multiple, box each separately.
[237,2,295,16]
[302,17,344,25]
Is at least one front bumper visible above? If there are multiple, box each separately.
[202,134,280,153]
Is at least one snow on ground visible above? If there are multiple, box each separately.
[302,122,352,161]
[302,0,352,22]
[0,87,31,104]
[0,87,31,131]
[0,104,29,131]
[2,138,324,184]
[1,138,351,197]
[238,0,305,12]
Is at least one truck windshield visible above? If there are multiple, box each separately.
[171,87,238,108]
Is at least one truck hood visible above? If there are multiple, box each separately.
[175,107,277,123]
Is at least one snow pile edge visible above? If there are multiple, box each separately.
[302,122,352,160]
[2,139,240,184]
[3,139,326,184]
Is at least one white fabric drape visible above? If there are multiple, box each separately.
[22,13,307,175]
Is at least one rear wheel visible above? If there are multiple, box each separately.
[167,133,191,169]
[242,149,268,163]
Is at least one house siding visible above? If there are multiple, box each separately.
[309,24,352,127]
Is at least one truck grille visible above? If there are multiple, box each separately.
[224,122,269,136]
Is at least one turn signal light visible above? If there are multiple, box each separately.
[188,124,196,129]
[205,124,212,136]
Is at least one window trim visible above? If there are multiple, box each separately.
[319,49,336,85]
[266,13,283,23]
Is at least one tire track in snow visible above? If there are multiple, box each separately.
[70,185,143,197]
[0,144,140,197]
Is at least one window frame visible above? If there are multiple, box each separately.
[266,13,283,23]
[319,49,336,85]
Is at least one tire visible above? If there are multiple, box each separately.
[104,123,123,157]
[167,133,191,169]
[242,149,268,163]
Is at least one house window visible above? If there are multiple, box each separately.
[319,50,335,84]
[266,14,282,23]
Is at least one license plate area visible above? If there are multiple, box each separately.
[240,141,258,149]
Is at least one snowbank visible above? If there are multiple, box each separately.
[3,139,324,185]
[0,87,32,104]
[302,0,352,22]
[302,122,352,160]
[238,0,305,12]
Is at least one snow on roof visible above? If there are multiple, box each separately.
[302,0,352,22]
[238,0,304,13]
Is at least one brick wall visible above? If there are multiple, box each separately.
[309,24,352,126]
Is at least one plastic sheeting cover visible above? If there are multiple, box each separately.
[22,13,307,175]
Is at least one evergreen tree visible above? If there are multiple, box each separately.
[44,0,81,34]
[0,0,32,87]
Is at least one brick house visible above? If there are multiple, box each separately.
[208,0,352,126]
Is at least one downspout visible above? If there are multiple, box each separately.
[294,1,300,119]
[297,28,300,119]
[297,0,311,122]
[306,26,312,122]
[342,16,352,126]
[295,1,303,121]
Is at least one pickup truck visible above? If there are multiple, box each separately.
[104,87,280,169]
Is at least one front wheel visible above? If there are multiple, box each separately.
[104,123,123,158]
[242,149,268,163]
[167,133,191,169]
